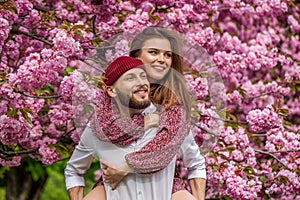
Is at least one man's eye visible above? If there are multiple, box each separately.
[141,73,147,79]
[126,76,134,80]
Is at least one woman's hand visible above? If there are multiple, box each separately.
[100,160,132,190]
[144,112,160,130]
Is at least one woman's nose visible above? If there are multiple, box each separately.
[157,53,165,62]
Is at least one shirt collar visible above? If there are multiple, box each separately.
[141,103,156,116]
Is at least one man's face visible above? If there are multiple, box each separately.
[111,68,151,110]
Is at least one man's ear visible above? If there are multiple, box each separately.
[106,86,117,98]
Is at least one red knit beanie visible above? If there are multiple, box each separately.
[103,56,144,86]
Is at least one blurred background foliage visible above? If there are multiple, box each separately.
[0,158,100,199]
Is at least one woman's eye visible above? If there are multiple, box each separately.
[149,50,157,55]
[165,53,172,58]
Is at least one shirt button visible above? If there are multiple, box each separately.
[138,191,142,195]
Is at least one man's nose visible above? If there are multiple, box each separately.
[136,77,148,85]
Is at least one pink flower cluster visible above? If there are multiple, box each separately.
[60,70,98,131]
[0,17,10,54]
[266,126,300,153]
[105,39,130,63]
[38,140,61,165]
[246,105,282,133]
[205,127,262,199]
[121,8,153,31]
[0,156,21,167]
[0,115,29,146]
[266,169,300,197]
[63,71,98,106]
[185,74,208,100]
[51,29,83,59]
[14,52,63,91]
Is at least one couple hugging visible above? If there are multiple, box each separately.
[65,26,206,200]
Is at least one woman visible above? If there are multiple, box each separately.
[86,26,205,200]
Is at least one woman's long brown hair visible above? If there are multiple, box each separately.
[130,26,192,119]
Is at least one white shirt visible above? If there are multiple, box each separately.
[65,107,206,200]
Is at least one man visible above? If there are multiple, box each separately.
[65,56,206,200]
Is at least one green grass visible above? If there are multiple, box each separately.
[0,188,5,200]
[40,159,99,199]
[40,169,69,200]
[0,159,100,199]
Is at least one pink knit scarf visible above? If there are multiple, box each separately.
[90,89,190,174]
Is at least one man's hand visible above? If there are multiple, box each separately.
[189,178,206,200]
[101,160,132,190]
[68,186,84,200]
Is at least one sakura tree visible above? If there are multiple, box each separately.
[0,0,299,199]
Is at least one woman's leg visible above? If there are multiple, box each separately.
[171,190,196,200]
[83,185,106,200]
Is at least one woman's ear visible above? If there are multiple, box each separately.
[106,86,117,98]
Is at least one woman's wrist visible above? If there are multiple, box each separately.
[122,163,133,174]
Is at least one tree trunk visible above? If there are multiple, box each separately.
[5,165,48,200]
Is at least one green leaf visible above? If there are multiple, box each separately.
[42,83,54,91]
[0,1,18,14]
[65,67,75,74]
[243,166,257,177]
[13,85,19,92]
[259,175,267,183]
[7,106,19,119]
[36,89,43,96]
[278,108,289,117]
[71,24,86,32]
[237,86,248,97]
[221,195,232,200]
[217,107,227,119]
[91,37,103,47]
[20,108,33,125]
[58,21,71,31]
[83,104,94,112]
[212,165,219,170]
[226,145,236,152]
[50,143,69,158]
[277,176,289,184]
[22,107,34,115]
[73,29,84,39]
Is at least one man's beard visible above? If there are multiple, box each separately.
[115,86,151,110]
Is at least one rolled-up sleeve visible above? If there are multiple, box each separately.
[64,126,96,190]
[180,132,207,179]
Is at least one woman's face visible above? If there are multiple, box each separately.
[137,38,172,82]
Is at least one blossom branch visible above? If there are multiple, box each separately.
[19,91,61,99]
[250,133,267,137]
[81,59,105,73]
[33,5,50,12]
[11,25,53,46]
[0,148,37,157]
[245,92,274,100]
[92,15,97,35]
[192,121,219,137]
[201,114,248,125]
[254,149,289,168]
[269,149,300,153]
